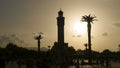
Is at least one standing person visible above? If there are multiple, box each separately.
[81,59,84,67]
[75,59,80,68]
[100,59,105,67]
[17,60,21,68]
[106,59,109,68]
[106,58,111,68]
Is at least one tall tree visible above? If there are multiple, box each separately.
[81,14,97,64]
[84,43,88,50]
[34,32,44,53]
[119,44,120,52]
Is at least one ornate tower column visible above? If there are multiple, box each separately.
[57,10,65,44]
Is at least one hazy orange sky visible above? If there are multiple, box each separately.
[0,0,120,51]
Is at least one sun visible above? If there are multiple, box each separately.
[73,21,87,35]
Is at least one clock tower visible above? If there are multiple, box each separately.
[57,10,65,44]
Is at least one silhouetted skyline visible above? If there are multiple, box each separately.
[0,0,120,51]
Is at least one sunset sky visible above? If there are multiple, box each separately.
[0,0,120,51]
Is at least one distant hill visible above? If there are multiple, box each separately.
[25,47,48,52]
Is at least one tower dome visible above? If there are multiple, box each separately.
[58,10,63,16]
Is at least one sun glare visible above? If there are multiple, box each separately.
[73,21,87,35]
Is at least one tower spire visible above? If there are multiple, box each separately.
[57,10,65,44]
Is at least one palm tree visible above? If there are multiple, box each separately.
[48,45,51,51]
[34,32,44,53]
[84,43,88,50]
[119,44,120,52]
[81,14,97,64]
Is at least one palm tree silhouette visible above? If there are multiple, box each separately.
[81,14,97,64]
[34,32,44,53]
[84,43,88,50]
[48,45,51,51]
[119,44,120,52]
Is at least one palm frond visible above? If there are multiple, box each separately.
[81,14,97,24]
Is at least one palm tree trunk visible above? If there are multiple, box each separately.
[87,22,92,64]
[38,40,40,53]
